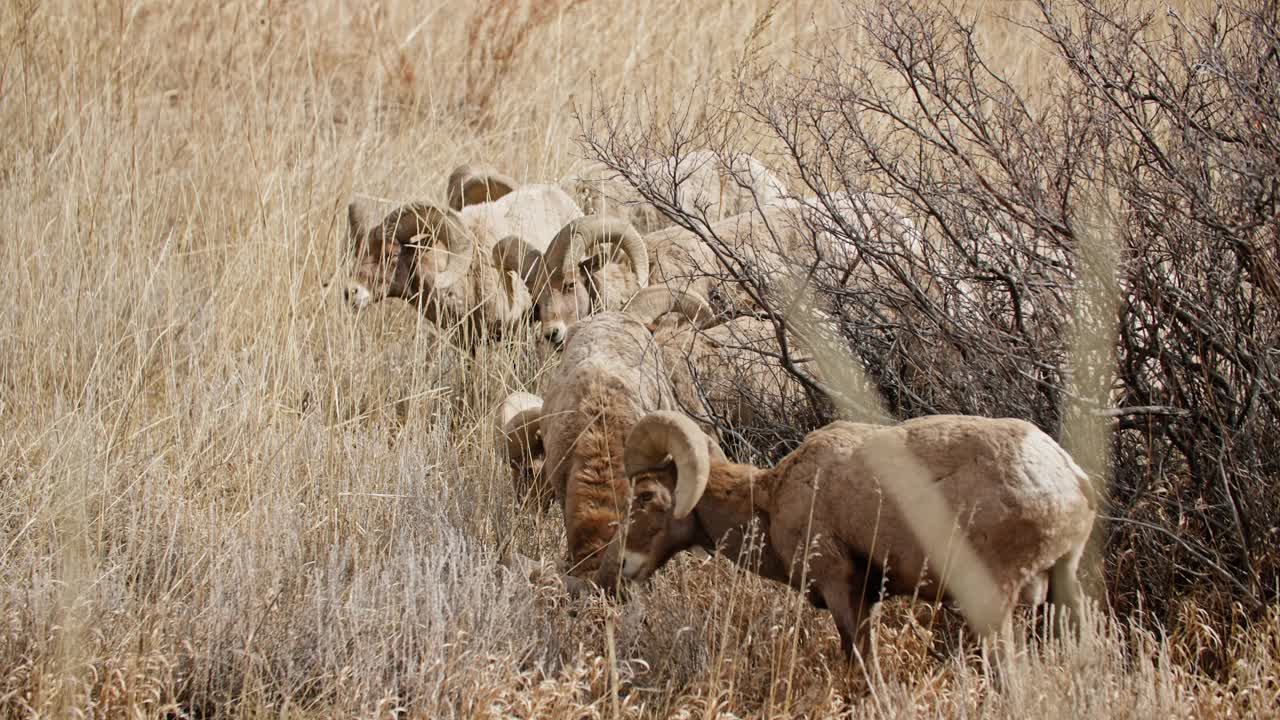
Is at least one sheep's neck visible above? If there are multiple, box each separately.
[692,463,789,585]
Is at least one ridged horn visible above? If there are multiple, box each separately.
[446,164,517,211]
[499,392,543,462]
[543,216,650,288]
[492,235,543,284]
[347,200,379,248]
[387,202,474,291]
[624,286,716,329]
[625,412,710,519]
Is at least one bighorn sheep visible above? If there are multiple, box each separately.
[518,184,925,345]
[622,287,813,434]
[496,295,723,578]
[645,191,929,313]
[343,175,582,336]
[344,164,514,311]
[515,207,801,346]
[600,411,1095,669]
[498,391,549,509]
[564,150,790,235]
[501,216,652,345]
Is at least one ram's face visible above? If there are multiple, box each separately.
[613,471,683,582]
[534,274,591,346]
[343,234,402,310]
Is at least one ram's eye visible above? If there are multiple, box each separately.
[635,490,655,506]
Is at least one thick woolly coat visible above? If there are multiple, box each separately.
[540,312,722,576]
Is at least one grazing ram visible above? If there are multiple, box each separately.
[343,173,581,337]
[599,411,1095,670]
[495,297,723,579]
[520,184,928,346]
[497,391,549,510]
[501,216,652,345]
[515,207,801,346]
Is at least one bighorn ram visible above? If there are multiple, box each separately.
[520,185,924,344]
[496,294,725,578]
[515,207,800,346]
[564,150,790,235]
[623,287,813,434]
[343,171,581,336]
[498,391,549,509]
[601,411,1095,669]
[502,216,652,345]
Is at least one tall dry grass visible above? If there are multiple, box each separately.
[1,0,1276,717]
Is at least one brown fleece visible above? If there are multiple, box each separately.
[540,313,719,577]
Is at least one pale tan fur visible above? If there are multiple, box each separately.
[344,183,581,335]
[439,185,582,332]
[652,314,812,430]
[510,313,723,578]
[610,413,1096,670]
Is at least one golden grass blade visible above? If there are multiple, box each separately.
[1060,187,1125,597]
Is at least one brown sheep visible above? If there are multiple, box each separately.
[343,169,581,336]
[599,411,1096,670]
[496,297,721,579]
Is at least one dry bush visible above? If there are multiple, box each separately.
[2,0,1278,716]
[579,0,1279,662]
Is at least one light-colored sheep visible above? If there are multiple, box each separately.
[497,301,721,579]
[518,185,927,345]
[624,287,813,434]
[501,216,652,345]
[563,150,790,235]
[510,206,804,348]
[498,391,549,509]
[343,165,512,310]
[600,411,1096,669]
[344,180,582,336]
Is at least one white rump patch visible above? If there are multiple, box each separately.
[346,283,372,309]
[622,550,650,579]
[1017,429,1086,504]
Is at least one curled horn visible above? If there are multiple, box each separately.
[624,411,711,519]
[499,392,544,463]
[387,202,474,291]
[446,164,518,211]
[624,286,716,329]
[347,201,371,241]
[543,216,650,288]
[492,236,544,284]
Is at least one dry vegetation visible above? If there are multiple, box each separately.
[1,0,1277,717]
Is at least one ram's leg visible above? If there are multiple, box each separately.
[1049,546,1087,641]
[817,556,880,675]
[978,609,1017,691]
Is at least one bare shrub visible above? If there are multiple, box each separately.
[578,0,1280,651]
[5,0,1278,714]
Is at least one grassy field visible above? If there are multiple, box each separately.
[2,0,1277,717]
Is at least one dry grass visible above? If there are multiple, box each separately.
[1,0,1277,717]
